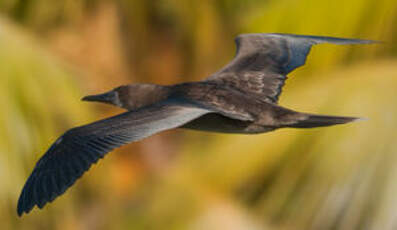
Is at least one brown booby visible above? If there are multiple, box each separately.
[17,33,376,216]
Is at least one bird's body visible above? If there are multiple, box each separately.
[131,82,279,134]
[17,33,376,216]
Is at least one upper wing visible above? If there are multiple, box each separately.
[17,102,210,216]
[206,33,376,103]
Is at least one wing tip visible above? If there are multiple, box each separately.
[16,152,105,217]
[17,196,32,217]
[238,33,381,45]
[278,33,381,45]
[17,198,47,217]
[17,179,32,217]
[17,203,24,217]
[17,206,33,217]
[17,209,24,217]
[352,117,369,122]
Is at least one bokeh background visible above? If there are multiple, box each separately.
[1,0,397,229]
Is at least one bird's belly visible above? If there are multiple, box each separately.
[181,113,274,134]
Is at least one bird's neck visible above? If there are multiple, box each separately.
[119,84,171,110]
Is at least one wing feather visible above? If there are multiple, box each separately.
[17,102,210,216]
[207,33,377,103]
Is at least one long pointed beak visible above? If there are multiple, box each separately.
[81,91,118,104]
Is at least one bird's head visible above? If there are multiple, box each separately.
[82,84,170,110]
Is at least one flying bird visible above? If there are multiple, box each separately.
[17,33,376,216]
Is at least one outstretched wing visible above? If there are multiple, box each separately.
[17,102,210,216]
[206,33,376,103]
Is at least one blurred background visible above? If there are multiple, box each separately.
[1,0,397,229]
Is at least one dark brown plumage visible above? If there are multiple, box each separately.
[17,33,375,216]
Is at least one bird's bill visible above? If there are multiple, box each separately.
[81,90,118,104]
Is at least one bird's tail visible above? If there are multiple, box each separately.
[287,114,363,128]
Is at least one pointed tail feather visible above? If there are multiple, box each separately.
[288,114,364,128]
